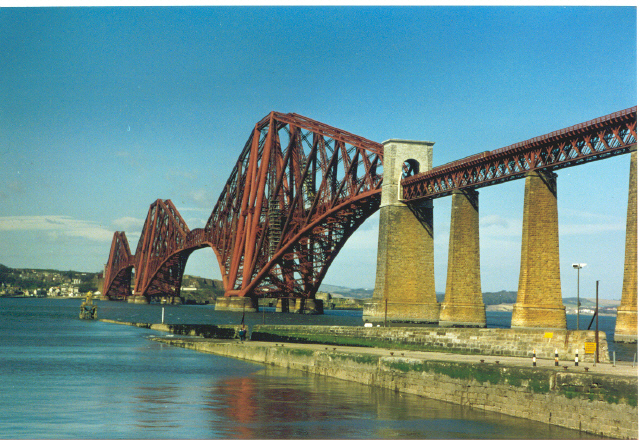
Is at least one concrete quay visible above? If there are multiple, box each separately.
[102,319,637,439]
[152,336,636,439]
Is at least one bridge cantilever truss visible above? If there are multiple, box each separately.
[103,112,384,301]
[103,231,133,299]
[103,106,636,302]
[403,106,637,201]
[202,112,384,298]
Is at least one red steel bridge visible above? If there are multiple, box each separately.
[103,107,636,302]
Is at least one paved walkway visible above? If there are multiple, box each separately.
[163,336,638,378]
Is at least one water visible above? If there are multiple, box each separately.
[0,299,622,438]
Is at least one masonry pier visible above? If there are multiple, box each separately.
[127,294,149,304]
[615,147,638,343]
[511,170,566,329]
[214,296,258,312]
[439,189,486,327]
[363,139,440,324]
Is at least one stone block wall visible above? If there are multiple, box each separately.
[373,357,636,439]
[512,171,566,329]
[440,189,486,327]
[615,148,638,342]
[364,139,440,323]
[250,325,610,362]
[364,201,440,323]
[162,338,636,439]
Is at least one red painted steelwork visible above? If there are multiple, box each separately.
[103,231,133,300]
[103,107,635,302]
[403,107,637,201]
[103,112,384,301]
[131,199,196,299]
[203,112,384,298]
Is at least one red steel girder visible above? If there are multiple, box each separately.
[103,231,134,300]
[132,199,192,299]
[403,106,637,201]
[104,107,635,301]
[202,112,384,298]
[102,112,384,301]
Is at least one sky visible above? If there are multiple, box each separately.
[0,6,636,300]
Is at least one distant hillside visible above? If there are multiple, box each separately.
[482,290,518,305]
[3,263,621,308]
[320,286,520,305]
[319,284,373,299]
[562,297,620,308]
[0,263,101,294]
[180,274,225,304]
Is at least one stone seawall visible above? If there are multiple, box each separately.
[156,338,637,439]
[250,325,610,362]
[99,319,240,339]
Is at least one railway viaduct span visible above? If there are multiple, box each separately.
[103,107,637,342]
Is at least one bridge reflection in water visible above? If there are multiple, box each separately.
[204,366,586,439]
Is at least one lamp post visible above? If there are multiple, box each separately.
[572,263,586,329]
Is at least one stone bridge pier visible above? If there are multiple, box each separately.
[615,148,637,343]
[439,188,486,327]
[511,170,566,329]
[365,143,636,334]
[363,140,440,324]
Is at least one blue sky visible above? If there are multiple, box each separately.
[0,6,636,299]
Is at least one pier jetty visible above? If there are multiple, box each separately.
[103,320,638,439]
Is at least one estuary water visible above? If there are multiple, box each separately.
[0,298,619,439]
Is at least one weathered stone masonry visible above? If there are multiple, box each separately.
[159,337,636,440]
[250,325,610,362]
[615,148,638,343]
[440,188,486,327]
[512,170,567,329]
[363,139,440,323]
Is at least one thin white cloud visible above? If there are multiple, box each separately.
[179,207,211,213]
[185,217,206,228]
[112,216,145,231]
[188,188,215,207]
[480,214,521,237]
[560,207,625,223]
[479,214,625,237]
[559,223,625,236]
[0,215,114,242]
[167,168,197,180]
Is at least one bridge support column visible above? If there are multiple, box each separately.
[127,294,149,304]
[215,295,258,313]
[276,298,289,313]
[512,170,566,329]
[363,139,440,324]
[439,189,486,327]
[289,298,324,315]
[615,148,637,343]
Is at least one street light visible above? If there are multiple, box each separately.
[572,263,587,329]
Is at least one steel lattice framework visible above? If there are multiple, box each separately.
[103,107,635,301]
[104,112,384,301]
[132,199,195,299]
[403,107,637,201]
[103,231,133,299]
[202,112,384,298]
